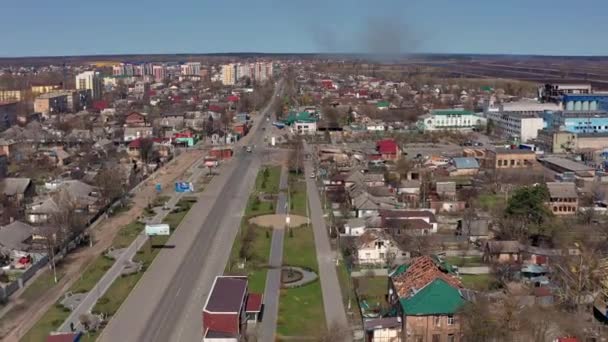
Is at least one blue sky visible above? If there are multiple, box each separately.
[1,0,607,57]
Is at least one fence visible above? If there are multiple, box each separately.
[0,253,48,302]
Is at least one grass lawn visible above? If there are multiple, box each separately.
[278,224,325,336]
[256,165,282,194]
[460,274,498,291]
[152,195,170,207]
[355,276,388,306]
[20,304,71,342]
[112,221,144,249]
[336,262,361,324]
[69,256,115,293]
[20,265,67,302]
[444,255,485,267]
[476,193,506,211]
[288,172,308,217]
[93,272,142,317]
[283,225,317,271]
[277,281,326,337]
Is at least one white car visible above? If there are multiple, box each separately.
[310,172,316,179]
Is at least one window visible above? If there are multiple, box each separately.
[379,253,385,259]
[434,316,441,326]
[447,315,455,325]
[365,253,371,258]
[447,334,455,342]
[432,334,440,342]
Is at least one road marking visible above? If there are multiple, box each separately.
[175,286,182,298]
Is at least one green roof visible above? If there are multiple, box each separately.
[432,109,475,116]
[399,278,465,315]
[390,264,409,277]
[376,101,390,108]
[283,111,317,125]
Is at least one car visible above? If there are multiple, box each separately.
[310,172,316,179]
[246,146,252,152]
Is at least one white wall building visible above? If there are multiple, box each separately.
[221,63,236,85]
[75,71,103,101]
[419,109,483,131]
[293,121,317,135]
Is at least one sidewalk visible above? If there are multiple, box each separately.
[57,158,208,332]
[258,165,288,342]
[303,142,349,337]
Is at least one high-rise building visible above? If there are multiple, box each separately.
[221,64,237,85]
[181,62,202,76]
[75,71,103,101]
[152,65,167,82]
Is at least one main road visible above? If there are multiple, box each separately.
[99,80,284,342]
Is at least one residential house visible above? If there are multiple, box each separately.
[124,126,154,142]
[486,148,536,169]
[435,182,456,200]
[351,191,399,218]
[483,240,522,263]
[379,209,439,234]
[293,121,317,135]
[447,157,480,177]
[376,139,401,161]
[124,112,148,127]
[158,113,185,130]
[0,220,34,253]
[202,276,263,341]
[355,229,405,266]
[546,182,578,215]
[389,256,470,342]
[344,217,367,236]
[345,170,385,189]
[0,178,34,204]
[27,180,100,223]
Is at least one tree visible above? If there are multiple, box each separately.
[94,166,127,206]
[288,137,304,174]
[395,158,412,180]
[138,138,155,164]
[460,297,502,342]
[505,184,551,226]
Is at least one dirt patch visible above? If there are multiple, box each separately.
[249,214,308,229]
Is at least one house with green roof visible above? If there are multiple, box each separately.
[282,111,318,125]
[388,256,471,342]
[418,108,485,132]
[376,101,390,110]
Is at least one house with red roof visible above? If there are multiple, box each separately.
[125,111,147,127]
[376,139,401,161]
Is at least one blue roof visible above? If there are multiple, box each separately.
[452,157,479,169]
[563,94,608,101]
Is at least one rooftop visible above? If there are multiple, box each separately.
[204,276,247,313]
[493,148,535,155]
[539,156,594,172]
[432,109,474,116]
[546,182,577,198]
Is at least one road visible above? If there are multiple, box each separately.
[58,156,208,333]
[303,141,350,335]
[99,81,284,342]
[257,165,288,342]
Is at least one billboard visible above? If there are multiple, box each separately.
[145,224,170,236]
[175,182,194,193]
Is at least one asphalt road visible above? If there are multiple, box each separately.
[99,81,284,342]
[303,142,350,337]
[257,165,288,342]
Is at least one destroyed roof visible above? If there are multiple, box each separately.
[379,209,437,223]
[390,255,462,300]
[355,229,395,249]
[0,221,34,251]
[399,278,466,315]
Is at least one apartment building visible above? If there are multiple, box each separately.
[486,148,536,169]
[419,109,482,131]
[0,90,25,102]
[546,182,578,216]
[34,92,68,115]
[75,71,103,101]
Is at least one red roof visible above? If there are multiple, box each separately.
[46,332,81,342]
[92,100,108,111]
[227,95,240,102]
[377,139,398,154]
[245,293,263,313]
[208,105,223,112]
[533,286,552,297]
[557,338,579,342]
[128,138,164,149]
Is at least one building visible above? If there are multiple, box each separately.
[0,102,17,131]
[376,139,401,161]
[389,256,469,342]
[222,64,237,85]
[562,94,608,112]
[181,62,201,76]
[31,83,61,96]
[34,92,68,115]
[419,109,482,131]
[537,129,608,153]
[448,157,480,176]
[539,83,592,102]
[486,111,545,142]
[202,276,262,341]
[355,229,403,266]
[546,182,578,215]
[538,156,595,176]
[294,121,317,135]
[486,148,536,169]
[75,71,103,101]
[152,65,167,82]
[0,90,25,102]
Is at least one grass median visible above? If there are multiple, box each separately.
[225,165,281,293]
[278,224,325,336]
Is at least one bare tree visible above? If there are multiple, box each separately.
[316,322,350,342]
[138,138,155,164]
[94,166,127,206]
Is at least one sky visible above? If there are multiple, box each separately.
[1,0,608,57]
